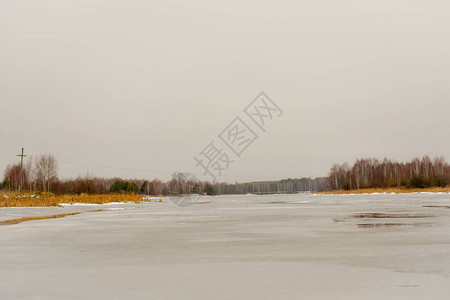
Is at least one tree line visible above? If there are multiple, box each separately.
[3,154,58,192]
[328,155,450,190]
[5,153,447,194]
[212,177,329,194]
[1,153,328,195]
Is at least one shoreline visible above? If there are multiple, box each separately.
[315,187,450,195]
[0,193,159,207]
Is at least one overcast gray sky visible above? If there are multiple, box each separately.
[1,0,449,182]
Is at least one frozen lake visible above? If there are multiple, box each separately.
[1,193,450,299]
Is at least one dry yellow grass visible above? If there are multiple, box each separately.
[0,193,152,207]
[316,187,450,195]
[0,209,105,225]
[0,212,82,225]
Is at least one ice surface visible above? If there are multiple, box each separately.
[1,193,449,299]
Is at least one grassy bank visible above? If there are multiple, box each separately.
[316,187,450,195]
[0,193,157,207]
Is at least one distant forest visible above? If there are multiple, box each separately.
[328,156,450,190]
[1,154,328,195]
[2,154,448,195]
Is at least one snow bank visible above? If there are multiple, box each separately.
[142,196,162,201]
[59,198,161,207]
[58,202,135,206]
[59,203,102,206]
[315,191,450,196]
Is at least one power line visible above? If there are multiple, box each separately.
[59,160,174,174]
[58,159,301,181]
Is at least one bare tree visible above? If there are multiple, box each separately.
[24,157,35,191]
[34,154,58,192]
[328,155,449,190]
[3,164,21,191]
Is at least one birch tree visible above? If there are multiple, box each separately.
[35,154,58,192]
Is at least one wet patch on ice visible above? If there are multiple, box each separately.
[357,223,431,228]
[398,284,420,288]
[259,201,311,205]
[352,213,434,219]
[333,212,436,229]
[422,205,450,209]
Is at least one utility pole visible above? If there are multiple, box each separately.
[17,148,27,193]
